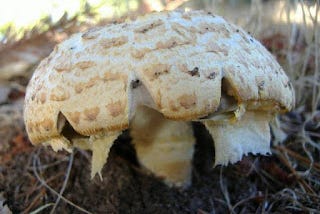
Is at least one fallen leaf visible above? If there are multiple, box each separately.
[0,192,12,214]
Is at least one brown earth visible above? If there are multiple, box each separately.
[0,113,319,213]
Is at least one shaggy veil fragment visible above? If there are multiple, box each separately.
[90,133,120,179]
[203,112,272,165]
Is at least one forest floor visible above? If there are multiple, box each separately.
[0,93,319,213]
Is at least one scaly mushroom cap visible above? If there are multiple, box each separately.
[24,10,295,183]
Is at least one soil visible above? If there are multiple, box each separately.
[1,119,319,213]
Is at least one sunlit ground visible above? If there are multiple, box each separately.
[0,0,140,26]
[0,0,140,40]
[0,0,84,27]
[0,0,318,36]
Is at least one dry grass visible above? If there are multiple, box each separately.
[251,0,320,212]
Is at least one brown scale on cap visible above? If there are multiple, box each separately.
[106,101,125,118]
[206,43,229,56]
[74,61,97,70]
[81,27,103,40]
[134,19,164,33]
[171,23,197,42]
[50,86,70,101]
[98,36,128,49]
[155,36,188,49]
[142,63,171,81]
[74,76,101,94]
[39,92,47,104]
[53,52,72,72]
[66,111,81,125]
[178,94,197,109]
[83,107,100,121]
[24,10,295,186]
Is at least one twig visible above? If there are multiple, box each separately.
[232,194,264,211]
[50,152,74,214]
[313,1,320,110]
[276,146,320,172]
[30,203,55,214]
[27,156,69,170]
[219,168,234,213]
[23,188,46,214]
[32,153,92,214]
[274,149,316,195]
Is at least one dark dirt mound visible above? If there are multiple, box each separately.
[1,119,319,213]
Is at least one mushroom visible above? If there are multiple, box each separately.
[24,10,295,186]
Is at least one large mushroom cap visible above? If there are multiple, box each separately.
[24,10,295,183]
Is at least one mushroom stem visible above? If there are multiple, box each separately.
[203,111,272,166]
[130,106,195,186]
[90,132,120,180]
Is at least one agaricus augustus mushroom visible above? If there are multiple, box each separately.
[24,10,295,186]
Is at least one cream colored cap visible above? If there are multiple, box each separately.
[24,10,294,146]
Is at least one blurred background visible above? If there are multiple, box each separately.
[0,0,319,213]
[0,0,319,105]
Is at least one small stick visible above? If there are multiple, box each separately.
[50,152,74,214]
[274,149,316,195]
[32,153,92,214]
[276,146,320,172]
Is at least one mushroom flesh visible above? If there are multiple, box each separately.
[24,10,295,186]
